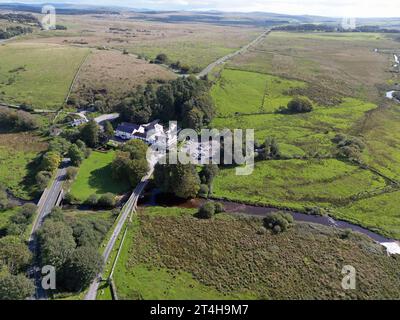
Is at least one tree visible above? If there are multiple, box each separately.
[20,204,37,221]
[38,220,76,270]
[260,137,281,160]
[61,246,103,292]
[85,194,99,207]
[103,121,114,138]
[0,273,35,300]
[97,193,116,209]
[68,144,84,166]
[122,139,149,160]
[69,219,110,248]
[36,171,51,192]
[66,167,78,180]
[112,140,149,187]
[41,151,61,172]
[286,97,313,113]
[154,163,201,199]
[0,236,32,274]
[198,184,209,198]
[155,53,168,64]
[48,207,65,222]
[198,201,215,219]
[80,120,100,148]
[0,185,8,211]
[200,164,219,194]
[48,137,71,155]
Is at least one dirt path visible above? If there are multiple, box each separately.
[196,30,270,79]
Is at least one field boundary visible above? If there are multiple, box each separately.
[63,49,91,107]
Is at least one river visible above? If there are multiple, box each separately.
[140,189,400,255]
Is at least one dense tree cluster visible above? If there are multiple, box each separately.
[152,53,193,74]
[37,209,105,292]
[273,23,400,34]
[0,26,32,39]
[118,77,215,130]
[0,107,38,132]
[112,139,149,187]
[277,97,313,114]
[6,204,37,238]
[0,216,35,300]
[0,13,39,25]
[154,163,201,199]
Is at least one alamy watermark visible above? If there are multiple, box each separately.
[341,17,357,30]
[41,5,56,30]
[341,265,356,290]
[146,122,255,176]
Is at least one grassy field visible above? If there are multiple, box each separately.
[211,74,377,157]
[73,49,176,103]
[111,207,400,300]
[70,151,130,202]
[24,14,262,71]
[352,105,400,181]
[211,69,306,116]
[0,42,89,109]
[213,159,387,210]
[228,31,398,104]
[336,190,400,239]
[209,30,400,239]
[0,133,47,199]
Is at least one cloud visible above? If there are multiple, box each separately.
[10,0,400,17]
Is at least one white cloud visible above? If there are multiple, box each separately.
[11,0,400,17]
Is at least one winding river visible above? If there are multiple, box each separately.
[141,190,400,255]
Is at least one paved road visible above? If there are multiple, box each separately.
[85,169,154,300]
[28,159,69,299]
[94,113,120,124]
[197,30,270,79]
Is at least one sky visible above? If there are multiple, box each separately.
[5,0,400,18]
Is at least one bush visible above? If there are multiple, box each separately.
[63,192,77,205]
[66,167,79,181]
[263,212,294,233]
[0,186,8,211]
[155,53,168,64]
[0,273,35,300]
[214,203,225,214]
[285,97,313,114]
[97,193,116,209]
[198,201,215,219]
[198,184,209,198]
[36,171,51,191]
[85,194,99,207]
[0,108,38,131]
[20,204,37,220]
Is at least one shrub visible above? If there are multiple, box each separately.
[263,212,294,233]
[66,167,79,181]
[155,53,168,64]
[85,194,99,207]
[63,192,77,205]
[20,204,37,220]
[36,171,51,191]
[198,184,209,198]
[214,203,225,214]
[285,97,313,114]
[97,193,116,209]
[198,201,215,219]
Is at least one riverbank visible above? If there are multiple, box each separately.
[140,189,400,255]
